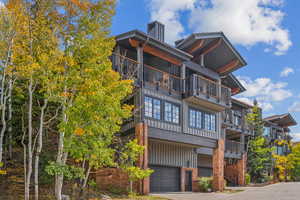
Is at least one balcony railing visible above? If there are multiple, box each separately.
[143,64,182,93]
[225,140,243,154]
[186,74,231,106]
[111,53,139,81]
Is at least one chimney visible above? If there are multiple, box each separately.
[147,21,165,42]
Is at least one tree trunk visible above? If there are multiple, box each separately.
[8,77,13,160]
[0,70,7,163]
[34,99,48,200]
[25,77,34,200]
[82,165,91,188]
[55,103,68,200]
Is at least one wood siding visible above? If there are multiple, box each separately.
[149,141,198,168]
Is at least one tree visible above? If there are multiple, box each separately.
[246,100,273,183]
[288,143,300,181]
[0,3,16,164]
[6,0,62,199]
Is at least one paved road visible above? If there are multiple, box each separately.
[153,182,300,200]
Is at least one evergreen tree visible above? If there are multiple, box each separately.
[246,100,273,183]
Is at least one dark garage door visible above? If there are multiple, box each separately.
[149,165,180,193]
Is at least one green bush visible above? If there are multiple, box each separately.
[198,177,213,192]
[245,173,251,185]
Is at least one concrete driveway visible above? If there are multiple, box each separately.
[153,182,300,200]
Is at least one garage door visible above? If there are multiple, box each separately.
[149,165,180,193]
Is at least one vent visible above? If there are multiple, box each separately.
[147,21,165,42]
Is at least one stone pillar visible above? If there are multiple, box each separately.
[237,153,247,186]
[212,139,225,192]
[135,122,149,195]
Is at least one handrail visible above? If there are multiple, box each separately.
[144,64,182,80]
[193,73,231,90]
[225,140,243,154]
[112,53,139,64]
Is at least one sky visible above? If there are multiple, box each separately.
[111,0,300,141]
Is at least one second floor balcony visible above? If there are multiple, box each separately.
[112,53,232,110]
[184,74,231,111]
[225,140,243,158]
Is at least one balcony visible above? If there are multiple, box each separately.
[184,74,231,111]
[225,140,243,158]
[143,64,182,94]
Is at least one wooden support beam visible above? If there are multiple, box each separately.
[129,38,181,66]
[187,40,204,54]
[217,59,240,74]
[231,87,240,95]
[192,38,222,61]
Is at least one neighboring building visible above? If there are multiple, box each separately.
[263,114,297,156]
[97,21,254,194]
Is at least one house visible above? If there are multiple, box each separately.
[98,21,253,194]
[264,113,296,156]
[263,113,297,177]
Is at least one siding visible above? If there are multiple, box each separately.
[149,140,197,168]
[143,88,222,141]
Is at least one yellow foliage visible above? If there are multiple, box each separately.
[0,169,7,175]
[74,128,84,136]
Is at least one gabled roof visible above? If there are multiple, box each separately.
[231,98,253,109]
[222,73,246,95]
[116,30,193,62]
[175,32,247,75]
[264,113,297,127]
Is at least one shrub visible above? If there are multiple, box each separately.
[245,173,251,185]
[198,177,213,192]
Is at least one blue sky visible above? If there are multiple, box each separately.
[112,0,300,141]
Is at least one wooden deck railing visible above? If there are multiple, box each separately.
[225,140,243,154]
[186,74,231,105]
[111,53,139,80]
[143,64,182,93]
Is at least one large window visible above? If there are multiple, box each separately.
[189,108,216,131]
[144,96,161,120]
[189,109,202,128]
[144,96,180,123]
[164,102,180,124]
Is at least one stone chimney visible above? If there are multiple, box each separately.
[147,21,165,42]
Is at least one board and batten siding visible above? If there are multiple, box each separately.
[142,88,221,141]
[149,141,198,168]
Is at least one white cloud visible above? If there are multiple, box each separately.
[291,133,300,142]
[288,102,300,112]
[148,0,291,55]
[237,76,292,111]
[280,67,294,77]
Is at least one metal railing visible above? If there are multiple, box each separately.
[225,140,243,154]
[144,64,182,93]
[186,74,231,105]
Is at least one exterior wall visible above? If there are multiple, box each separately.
[149,140,198,168]
[224,153,247,186]
[143,88,221,142]
[181,167,199,192]
[212,139,225,191]
[95,168,131,192]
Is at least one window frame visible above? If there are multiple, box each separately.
[164,100,180,124]
[144,96,162,120]
[189,107,217,131]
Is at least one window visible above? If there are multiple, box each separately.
[189,108,216,131]
[189,109,202,128]
[164,102,180,124]
[144,96,161,120]
[263,127,271,137]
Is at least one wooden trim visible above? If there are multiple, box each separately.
[231,87,240,95]
[187,40,204,54]
[192,38,222,61]
[112,53,139,64]
[217,59,240,74]
[129,38,182,65]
